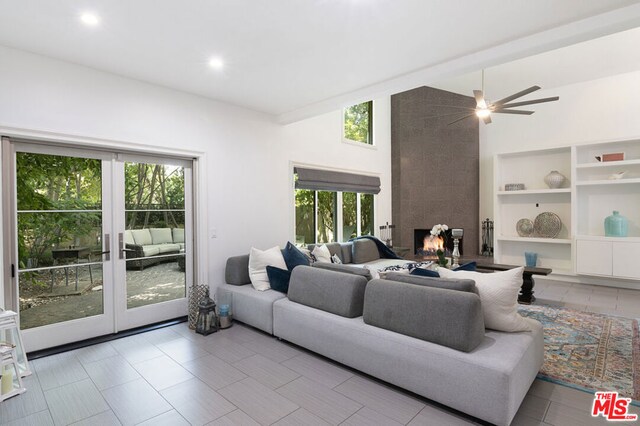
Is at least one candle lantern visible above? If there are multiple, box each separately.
[195,295,218,336]
[217,289,233,329]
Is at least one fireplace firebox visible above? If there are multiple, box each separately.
[414,228,463,257]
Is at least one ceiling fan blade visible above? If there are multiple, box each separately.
[473,90,485,107]
[493,109,535,115]
[482,115,492,124]
[493,86,541,106]
[448,113,476,125]
[499,96,559,109]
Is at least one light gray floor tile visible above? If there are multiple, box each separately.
[510,412,550,426]
[207,409,260,426]
[73,342,119,365]
[70,410,121,425]
[282,353,353,389]
[218,324,265,343]
[183,354,247,390]
[0,375,49,424]
[528,380,595,411]
[241,335,301,363]
[406,405,475,426]
[272,408,330,426]
[167,322,198,340]
[132,355,194,391]
[334,376,424,424]
[276,376,362,425]
[157,337,210,363]
[516,393,551,420]
[232,354,299,389]
[544,401,610,426]
[218,377,298,425]
[160,378,236,425]
[111,336,164,365]
[3,410,54,426]
[138,327,182,346]
[43,378,110,426]
[83,355,141,390]
[200,336,257,363]
[32,352,89,390]
[341,407,403,426]
[136,410,190,426]
[102,378,172,426]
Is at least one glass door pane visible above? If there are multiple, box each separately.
[16,153,105,329]
[124,161,186,309]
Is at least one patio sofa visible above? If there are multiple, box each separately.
[124,228,185,270]
[218,242,544,426]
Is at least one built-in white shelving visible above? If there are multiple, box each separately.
[496,236,572,244]
[496,189,571,196]
[575,178,640,186]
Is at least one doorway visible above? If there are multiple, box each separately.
[5,140,193,352]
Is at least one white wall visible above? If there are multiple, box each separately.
[479,70,640,222]
[0,45,391,308]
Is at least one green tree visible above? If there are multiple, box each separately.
[344,101,372,144]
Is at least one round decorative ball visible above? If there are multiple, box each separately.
[544,170,566,189]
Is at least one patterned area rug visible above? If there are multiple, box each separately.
[519,304,640,402]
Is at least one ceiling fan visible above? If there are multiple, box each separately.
[444,70,560,125]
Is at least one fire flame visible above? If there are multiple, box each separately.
[423,235,444,252]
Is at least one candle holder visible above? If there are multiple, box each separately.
[451,228,463,268]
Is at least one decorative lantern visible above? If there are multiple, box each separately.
[195,295,218,336]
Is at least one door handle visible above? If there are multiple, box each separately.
[103,234,111,261]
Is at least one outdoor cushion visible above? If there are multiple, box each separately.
[157,244,181,254]
[131,229,153,246]
[172,228,185,243]
[141,245,160,257]
[352,238,380,264]
[124,230,135,245]
[149,228,173,245]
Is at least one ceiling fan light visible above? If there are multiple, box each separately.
[476,108,491,118]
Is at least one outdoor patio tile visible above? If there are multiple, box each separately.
[136,410,190,426]
[233,354,299,389]
[160,378,236,425]
[43,378,109,426]
[102,378,172,426]
[218,378,298,425]
[132,355,193,391]
[182,354,247,390]
[0,375,49,424]
[83,354,141,390]
[157,336,209,363]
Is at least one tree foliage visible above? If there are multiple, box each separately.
[344,101,372,144]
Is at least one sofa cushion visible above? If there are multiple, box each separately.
[340,243,353,264]
[141,245,160,257]
[131,229,152,246]
[218,283,286,334]
[363,279,485,352]
[266,266,291,294]
[225,255,251,285]
[352,239,380,264]
[124,230,136,245]
[384,272,478,293]
[249,246,287,291]
[282,242,310,270]
[172,228,185,244]
[311,244,332,263]
[288,266,367,318]
[157,244,181,254]
[438,267,531,332]
[312,262,372,280]
[149,228,173,245]
[308,243,345,262]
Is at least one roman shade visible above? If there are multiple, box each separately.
[295,167,380,194]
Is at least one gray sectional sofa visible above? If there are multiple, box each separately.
[218,240,544,426]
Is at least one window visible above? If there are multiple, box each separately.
[295,189,374,245]
[343,101,373,145]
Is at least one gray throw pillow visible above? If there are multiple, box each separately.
[312,262,372,280]
[384,272,478,294]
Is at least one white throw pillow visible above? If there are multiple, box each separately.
[248,246,287,291]
[312,244,332,263]
[438,266,531,332]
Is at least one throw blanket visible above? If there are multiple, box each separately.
[349,235,403,260]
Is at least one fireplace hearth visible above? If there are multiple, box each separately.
[414,228,463,257]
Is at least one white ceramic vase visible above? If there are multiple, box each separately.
[544,170,566,189]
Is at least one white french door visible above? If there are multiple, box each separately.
[6,141,193,352]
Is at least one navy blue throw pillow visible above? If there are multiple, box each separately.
[266,266,291,294]
[410,261,477,278]
[410,268,441,278]
[282,242,310,271]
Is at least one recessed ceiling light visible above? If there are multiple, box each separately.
[208,57,224,70]
[80,12,100,27]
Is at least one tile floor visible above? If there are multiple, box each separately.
[2,278,640,426]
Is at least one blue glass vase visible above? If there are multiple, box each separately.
[604,211,628,237]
